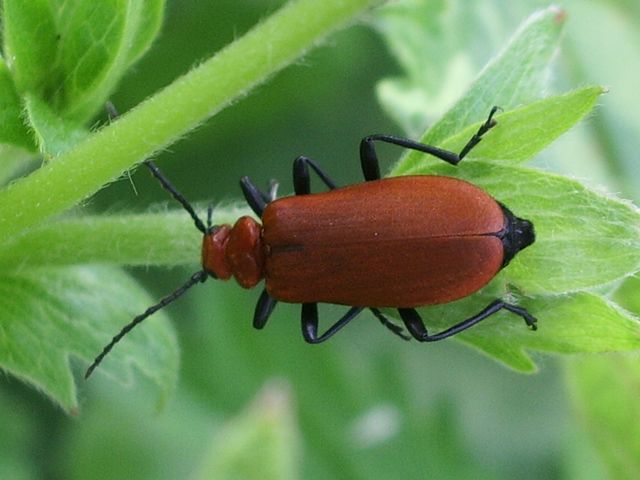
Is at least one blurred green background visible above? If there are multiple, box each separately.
[2,0,639,478]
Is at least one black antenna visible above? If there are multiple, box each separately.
[85,270,208,379]
[105,101,207,233]
[144,159,207,234]
[86,103,212,378]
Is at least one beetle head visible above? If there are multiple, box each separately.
[499,205,535,267]
[512,217,535,253]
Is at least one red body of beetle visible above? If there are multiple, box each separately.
[203,175,507,307]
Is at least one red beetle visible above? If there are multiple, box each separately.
[86,107,536,378]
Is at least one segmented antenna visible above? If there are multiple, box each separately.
[85,103,211,378]
[85,270,207,379]
[144,160,207,233]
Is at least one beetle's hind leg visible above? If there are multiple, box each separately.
[301,303,364,343]
[398,299,537,342]
[359,106,501,181]
[370,308,410,341]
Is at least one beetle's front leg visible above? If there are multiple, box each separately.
[398,299,537,342]
[253,289,278,329]
[301,303,364,343]
[240,176,270,217]
[293,156,338,195]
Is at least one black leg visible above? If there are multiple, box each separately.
[301,303,364,343]
[253,288,278,329]
[370,308,410,341]
[293,156,338,195]
[359,106,501,181]
[398,299,537,342]
[240,176,268,217]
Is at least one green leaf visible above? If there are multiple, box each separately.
[422,6,566,145]
[123,0,166,68]
[51,0,165,122]
[192,382,299,480]
[370,5,638,370]
[568,355,640,478]
[0,56,35,151]
[375,5,566,140]
[1,0,60,96]
[0,265,178,412]
[2,0,166,124]
[614,274,640,315]
[25,94,90,157]
[370,6,639,371]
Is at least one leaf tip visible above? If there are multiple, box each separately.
[549,6,567,25]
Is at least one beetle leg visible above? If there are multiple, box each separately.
[370,308,411,341]
[293,156,338,195]
[360,135,460,180]
[301,303,364,343]
[253,288,278,329]
[240,176,268,216]
[359,107,501,181]
[458,106,501,160]
[398,299,537,342]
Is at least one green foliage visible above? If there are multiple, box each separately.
[569,354,640,478]
[192,383,299,480]
[0,266,178,412]
[0,56,33,150]
[373,4,640,371]
[2,0,165,124]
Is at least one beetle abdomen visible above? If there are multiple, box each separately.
[262,176,506,307]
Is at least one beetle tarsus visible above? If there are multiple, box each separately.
[458,106,502,160]
[370,308,411,341]
[397,299,536,342]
